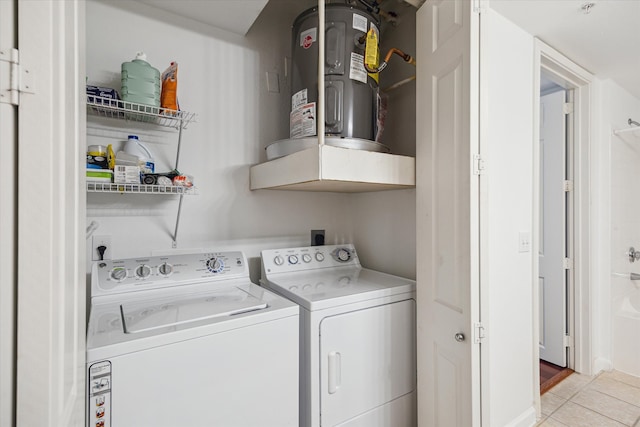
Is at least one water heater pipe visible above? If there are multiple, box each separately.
[318,0,325,147]
[364,47,416,74]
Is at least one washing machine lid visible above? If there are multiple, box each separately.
[121,287,268,334]
[264,267,415,311]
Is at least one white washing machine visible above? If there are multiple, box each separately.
[86,251,299,427]
[260,244,416,427]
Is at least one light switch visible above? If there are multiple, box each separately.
[518,231,531,253]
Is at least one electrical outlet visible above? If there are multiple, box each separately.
[311,229,325,246]
[92,235,111,261]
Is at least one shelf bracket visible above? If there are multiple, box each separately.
[172,194,184,248]
[174,120,184,171]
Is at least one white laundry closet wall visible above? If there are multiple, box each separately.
[349,3,417,280]
[85,0,418,283]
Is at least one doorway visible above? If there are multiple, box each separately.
[538,75,574,392]
[532,39,594,409]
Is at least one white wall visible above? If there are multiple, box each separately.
[604,80,640,377]
[350,3,416,279]
[482,9,536,427]
[86,0,419,283]
[85,0,354,284]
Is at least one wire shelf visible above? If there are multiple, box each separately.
[86,95,197,129]
[87,182,198,195]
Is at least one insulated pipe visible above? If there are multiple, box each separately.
[364,47,416,74]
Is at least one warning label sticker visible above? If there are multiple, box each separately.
[291,88,308,110]
[349,52,367,83]
[300,28,317,49]
[352,14,368,32]
[290,102,316,138]
[370,22,379,39]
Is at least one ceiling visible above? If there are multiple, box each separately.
[132,0,639,100]
[134,0,269,35]
[490,0,640,99]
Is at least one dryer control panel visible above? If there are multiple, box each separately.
[261,244,360,275]
[91,251,248,297]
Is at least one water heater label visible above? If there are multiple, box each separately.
[352,14,368,32]
[292,88,308,110]
[300,27,317,49]
[349,53,367,84]
[290,102,316,138]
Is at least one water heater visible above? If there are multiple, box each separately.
[290,4,380,142]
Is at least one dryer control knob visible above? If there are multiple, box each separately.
[288,255,299,265]
[135,264,151,279]
[274,255,284,266]
[206,258,224,273]
[315,252,325,262]
[302,254,312,263]
[335,248,351,262]
[110,267,127,282]
[158,262,173,276]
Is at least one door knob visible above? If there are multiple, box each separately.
[455,333,465,342]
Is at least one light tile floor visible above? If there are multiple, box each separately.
[537,370,640,426]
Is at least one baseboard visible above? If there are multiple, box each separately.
[502,406,538,427]
[592,357,613,375]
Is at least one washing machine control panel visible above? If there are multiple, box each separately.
[261,244,360,274]
[92,251,248,297]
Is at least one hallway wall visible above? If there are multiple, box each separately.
[605,80,640,377]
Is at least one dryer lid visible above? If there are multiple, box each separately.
[121,287,268,334]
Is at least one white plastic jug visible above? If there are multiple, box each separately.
[123,135,155,173]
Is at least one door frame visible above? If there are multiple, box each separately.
[15,0,86,425]
[532,39,593,408]
[0,1,17,426]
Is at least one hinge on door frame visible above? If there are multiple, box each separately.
[563,334,573,349]
[472,0,485,13]
[0,48,19,105]
[473,322,485,344]
[563,180,574,192]
[0,47,35,106]
[563,257,573,270]
[563,102,574,114]
[473,154,485,175]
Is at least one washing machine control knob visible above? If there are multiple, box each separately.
[274,255,284,266]
[288,255,299,265]
[135,264,152,279]
[110,267,127,282]
[206,257,224,273]
[315,252,325,262]
[335,248,351,262]
[302,254,312,263]
[158,262,173,276]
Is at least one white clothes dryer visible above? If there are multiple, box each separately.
[86,251,299,427]
[260,244,416,427]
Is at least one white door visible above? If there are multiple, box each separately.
[416,1,481,426]
[0,1,18,426]
[539,90,567,367]
[320,300,416,426]
[15,1,86,426]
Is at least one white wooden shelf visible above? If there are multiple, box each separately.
[613,126,640,143]
[250,145,415,192]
